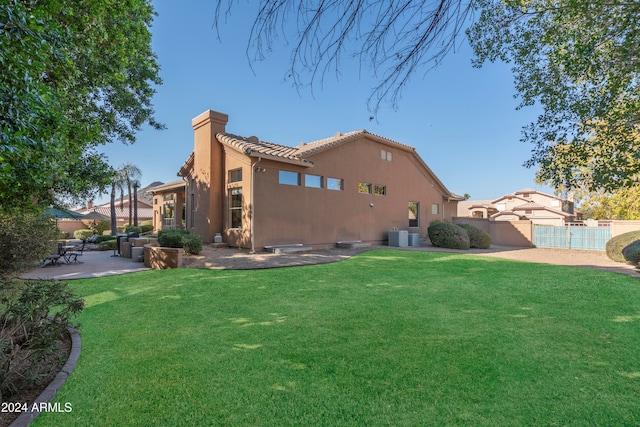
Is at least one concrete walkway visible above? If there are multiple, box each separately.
[20,251,149,281]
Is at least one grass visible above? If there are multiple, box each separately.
[35,250,640,426]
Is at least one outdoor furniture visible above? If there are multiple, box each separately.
[41,242,63,267]
[63,241,86,263]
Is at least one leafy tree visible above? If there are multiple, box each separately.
[468,0,640,192]
[0,0,162,212]
[578,186,640,220]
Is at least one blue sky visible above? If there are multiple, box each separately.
[96,0,553,204]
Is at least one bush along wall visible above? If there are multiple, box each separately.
[427,222,470,250]
[457,223,491,249]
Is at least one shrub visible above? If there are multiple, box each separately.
[427,222,470,250]
[183,234,203,256]
[158,230,187,248]
[74,229,93,240]
[0,212,59,277]
[98,240,117,251]
[606,230,640,263]
[96,235,116,244]
[0,279,83,400]
[622,240,640,266]
[457,223,491,249]
[92,220,110,236]
[140,224,154,233]
[125,225,142,234]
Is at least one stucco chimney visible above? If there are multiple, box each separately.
[87,201,94,209]
[191,110,229,243]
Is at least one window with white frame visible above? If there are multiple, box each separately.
[229,188,242,228]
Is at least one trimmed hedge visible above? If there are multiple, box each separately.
[183,234,203,256]
[622,240,640,266]
[457,223,491,249]
[428,222,470,250]
[158,229,187,248]
[98,240,117,251]
[606,230,640,263]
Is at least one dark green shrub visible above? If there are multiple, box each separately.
[92,220,110,236]
[183,234,203,255]
[457,223,491,249]
[95,235,116,244]
[622,240,640,266]
[140,224,154,233]
[158,230,186,248]
[606,230,640,262]
[74,229,93,240]
[125,225,142,234]
[98,240,117,251]
[0,212,59,277]
[427,222,470,250]
[0,279,84,400]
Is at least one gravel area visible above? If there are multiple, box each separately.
[182,244,639,277]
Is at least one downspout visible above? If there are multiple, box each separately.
[250,157,262,253]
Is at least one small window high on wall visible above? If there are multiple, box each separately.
[279,170,300,186]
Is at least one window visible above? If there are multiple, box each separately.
[327,177,344,191]
[305,174,323,188]
[358,182,372,194]
[431,203,439,215]
[190,194,195,228]
[374,185,386,196]
[230,188,242,228]
[381,149,393,162]
[409,202,419,227]
[279,170,300,186]
[229,168,242,183]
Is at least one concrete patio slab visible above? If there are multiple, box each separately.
[20,251,149,281]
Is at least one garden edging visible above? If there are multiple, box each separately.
[10,325,82,427]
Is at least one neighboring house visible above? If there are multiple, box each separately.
[458,189,577,225]
[149,179,187,231]
[175,109,462,250]
[77,181,163,226]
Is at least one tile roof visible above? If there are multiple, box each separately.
[217,133,312,166]
[76,206,153,219]
[296,130,415,155]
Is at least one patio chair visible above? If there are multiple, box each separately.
[41,242,62,267]
[64,241,86,263]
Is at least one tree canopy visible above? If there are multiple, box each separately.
[215,0,640,193]
[468,0,640,192]
[0,0,162,212]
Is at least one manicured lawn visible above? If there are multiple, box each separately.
[36,250,640,426]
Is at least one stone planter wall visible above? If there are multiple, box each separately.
[144,244,183,269]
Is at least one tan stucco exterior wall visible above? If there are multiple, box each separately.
[453,217,533,247]
[249,137,455,249]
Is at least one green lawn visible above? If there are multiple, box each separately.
[36,250,640,426]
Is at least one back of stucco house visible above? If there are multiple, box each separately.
[172,109,461,250]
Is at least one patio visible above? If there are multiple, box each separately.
[20,250,149,281]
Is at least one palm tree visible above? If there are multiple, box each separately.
[132,179,141,226]
[119,162,142,228]
[110,169,126,235]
